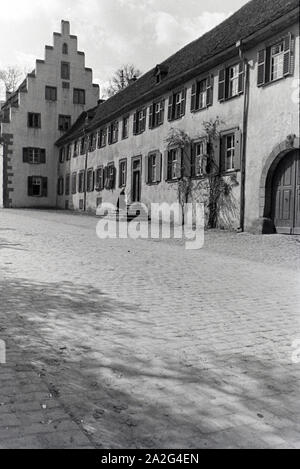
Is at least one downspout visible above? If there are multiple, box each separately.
[237,40,250,232]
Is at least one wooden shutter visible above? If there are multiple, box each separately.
[167,95,173,121]
[195,155,201,176]
[108,125,112,144]
[159,100,165,125]
[40,149,46,164]
[183,145,191,177]
[206,75,214,107]
[28,176,33,196]
[133,112,138,134]
[164,150,169,180]
[149,104,154,129]
[234,129,242,171]
[218,68,226,102]
[156,152,162,183]
[23,148,29,163]
[220,136,226,173]
[257,49,266,86]
[180,89,187,117]
[212,137,221,173]
[144,154,149,184]
[142,109,146,132]
[42,178,48,197]
[238,62,245,94]
[283,33,292,76]
[191,82,197,112]
[112,165,117,190]
[176,149,183,179]
[115,122,119,142]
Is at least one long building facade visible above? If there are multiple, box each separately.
[0,20,99,209]
[1,0,300,235]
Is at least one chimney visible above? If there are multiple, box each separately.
[61,20,70,36]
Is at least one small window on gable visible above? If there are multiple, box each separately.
[62,43,68,55]
[154,64,169,84]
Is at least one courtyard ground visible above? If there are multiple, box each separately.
[0,208,299,449]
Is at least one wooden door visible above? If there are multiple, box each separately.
[272,150,300,234]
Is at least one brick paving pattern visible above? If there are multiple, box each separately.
[0,209,299,448]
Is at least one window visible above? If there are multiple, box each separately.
[192,140,208,177]
[149,100,165,128]
[166,148,182,181]
[119,159,127,188]
[89,133,97,152]
[80,137,87,155]
[122,116,129,139]
[73,141,78,157]
[62,43,68,55]
[58,115,71,131]
[133,109,146,135]
[191,76,213,112]
[220,129,242,173]
[78,171,85,193]
[23,148,46,165]
[61,62,70,80]
[218,62,244,101]
[95,166,104,191]
[62,81,70,89]
[108,121,119,145]
[66,145,71,161]
[104,163,116,190]
[72,172,77,194]
[28,113,41,129]
[257,35,294,87]
[146,152,162,184]
[28,176,47,197]
[73,88,85,105]
[59,147,65,163]
[98,128,107,148]
[57,177,64,196]
[45,86,57,101]
[65,174,70,196]
[168,89,186,121]
[86,168,94,192]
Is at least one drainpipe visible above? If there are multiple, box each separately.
[237,39,251,232]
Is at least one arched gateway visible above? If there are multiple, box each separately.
[259,136,300,235]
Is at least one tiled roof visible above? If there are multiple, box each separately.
[56,0,299,145]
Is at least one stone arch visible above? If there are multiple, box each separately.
[257,135,300,233]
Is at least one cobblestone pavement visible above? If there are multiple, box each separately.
[0,208,300,449]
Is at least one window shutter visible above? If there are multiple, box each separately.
[183,145,191,177]
[195,155,201,176]
[115,122,119,141]
[218,68,226,102]
[220,137,226,173]
[144,154,149,184]
[149,105,154,129]
[234,129,242,171]
[180,89,187,117]
[92,170,95,192]
[164,150,169,180]
[176,149,183,179]
[112,166,117,190]
[159,100,165,125]
[212,137,221,173]
[257,49,266,86]
[203,138,208,156]
[167,95,173,121]
[156,152,162,183]
[42,178,48,197]
[191,82,197,112]
[206,75,214,107]
[28,176,33,196]
[108,125,112,144]
[40,149,46,164]
[283,33,292,76]
[133,112,138,135]
[23,148,29,163]
[238,62,245,94]
[142,109,146,132]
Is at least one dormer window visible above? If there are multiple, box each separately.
[62,43,68,55]
[154,64,169,84]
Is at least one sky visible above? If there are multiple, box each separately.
[0,0,249,98]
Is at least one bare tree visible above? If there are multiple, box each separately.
[0,66,24,94]
[105,64,142,98]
